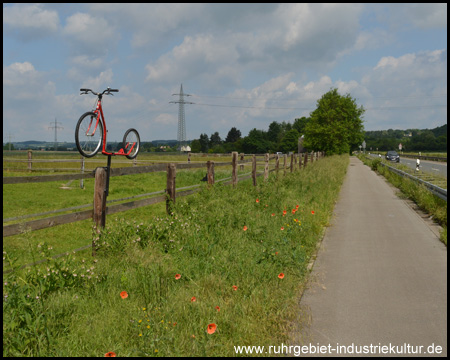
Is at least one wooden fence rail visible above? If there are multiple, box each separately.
[3,152,323,238]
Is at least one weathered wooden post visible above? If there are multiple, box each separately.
[304,152,308,168]
[166,163,176,214]
[276,154,280,175]
[264,153,269,181]
[240,153,244,171]
[298,153,302,170]
[311,152,314,163]
[27,150,32,171]
[252,154,257,186]
[290,153,294,173]
[93,167,108,256]
[188,152,191,163]
[80,155,85,189]
[232,152,238,187]
[283,154,287,175]
[206,160,215,185]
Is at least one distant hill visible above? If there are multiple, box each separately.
[364,124,446,152]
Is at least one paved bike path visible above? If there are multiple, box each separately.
[292,157,447,357]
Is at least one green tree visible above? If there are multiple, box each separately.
[280,129,300,153]
[241,128,271,154]
[199,133,209,153]
[293,117,310,135]
[190,139,201,153]
[225,127,242,143]
[303,88,365,155]
[209,132,222,147]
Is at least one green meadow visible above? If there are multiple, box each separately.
[3,154,349,356]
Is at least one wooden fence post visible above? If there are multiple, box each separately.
[206,160,215,185]
[80,155,85,189]
[283,154,287,175]
[298,153,302,170]
[93,167,108,256]
[188,152,191,163]
[240,153,244,171]
[304,152,308,168]
[166,163,176,214]
[264,153,269,181]
[290,153,294,173]
[28,150,32,171]
[232,152,238,187]
[276,154,280,175]
[252,154,257,186]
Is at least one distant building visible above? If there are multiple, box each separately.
[180,145,191,153]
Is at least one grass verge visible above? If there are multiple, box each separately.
[3,155,349,356]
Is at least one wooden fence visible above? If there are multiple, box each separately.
[3,151,323,238]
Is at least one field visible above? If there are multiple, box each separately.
[3,153,349,356]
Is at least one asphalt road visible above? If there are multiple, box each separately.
[368,153,447,178]
[290,157,447,357]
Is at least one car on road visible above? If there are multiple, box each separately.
[385,150,400,162]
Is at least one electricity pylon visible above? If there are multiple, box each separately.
[170,84,194,150]
[48,118,63,151]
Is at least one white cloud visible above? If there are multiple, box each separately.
[3,4,59,40]
[63,12,117,55]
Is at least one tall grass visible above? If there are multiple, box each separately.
[3,155,349,356]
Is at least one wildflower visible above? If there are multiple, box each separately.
[281,227,285,231]
[292,209,296,214]
[207,323,217,334]
[120,291,128,299]
[104,352,117,357]
[232,285,238,291]
[271,213,275,216]
[256,198,259,203]
[311,210,315,215]
[175,274,181,280]
[283,210,287,216]
[243,225,248,231]
[191,296,197,302]
[215,306,221,312]
[278,273,285,279]
[296,205,299,209]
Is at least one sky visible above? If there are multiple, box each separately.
[3,3,447,144]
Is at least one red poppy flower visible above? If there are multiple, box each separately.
[271,213,275,217]
[278,273,285,279]
[281,226,285,231]
[283,210,287,216]
[232,285,238,291]
[105,352,117,357]
[191,296,197,302]
[120,291,128,299]
[243,226,248,231]
[256,198,259,203]
[207,323,217,334]
[175,274,181,280]
[215,306,220,312]
[311,210,315,215]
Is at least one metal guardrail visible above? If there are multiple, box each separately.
[378,161,447,202]
[398,154,447,162]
